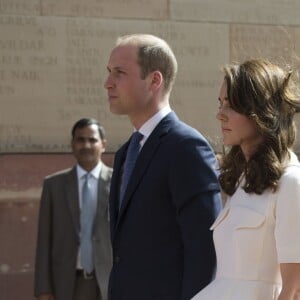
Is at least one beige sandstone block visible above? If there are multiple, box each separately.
[0,16,131,153]
[230,24,295,64]
[0,16,70,152]
[41,0,168,19]
[171,0,300,26]
[0,0,40,15]
[0,17,228,152]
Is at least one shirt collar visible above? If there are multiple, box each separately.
[76,161,102,180]
[138,105,171,139]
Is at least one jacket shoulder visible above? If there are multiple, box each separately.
[44,167,74,182]
[168,119,208,144]
[101,163,113,180]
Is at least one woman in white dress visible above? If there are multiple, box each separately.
[192,59,300,300]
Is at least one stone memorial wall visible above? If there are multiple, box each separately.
[1,0,299,154]
[0,16,228,153]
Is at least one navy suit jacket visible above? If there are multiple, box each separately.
[109,112,221,300]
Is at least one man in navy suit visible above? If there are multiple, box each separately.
[104,34,222,300]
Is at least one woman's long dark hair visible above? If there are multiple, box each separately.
[219,59,300,196]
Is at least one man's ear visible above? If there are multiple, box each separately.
[101,139,107,153]
[149,71,163,92]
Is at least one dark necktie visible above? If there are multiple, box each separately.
[120,131,143,209]
[80,173,95,273]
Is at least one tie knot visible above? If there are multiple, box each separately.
[131,131,143,145]
[83,173,91,182]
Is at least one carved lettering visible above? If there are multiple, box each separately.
[10,70,39,81]
[0,55,22,65]
[66,56,100,66]
[29,56,58,66]
[0,40,44,51]
[0,16,37,26]
[66,86,101,96]
[69,4,104,15]
[36,27,57,37]
[0,17,233,153]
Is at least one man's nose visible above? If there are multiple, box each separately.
[82,140,92,148]
[104,74,113,89]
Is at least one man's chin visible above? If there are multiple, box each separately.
[78,160,98,171]
[109,106,126,115]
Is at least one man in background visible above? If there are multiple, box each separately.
[104,34,222,300]
[34,118,112,300]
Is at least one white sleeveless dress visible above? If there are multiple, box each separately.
[192,153,300,300]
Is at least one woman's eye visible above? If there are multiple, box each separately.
[218,100,232,110]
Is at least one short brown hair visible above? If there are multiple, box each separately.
[116,34,178,94]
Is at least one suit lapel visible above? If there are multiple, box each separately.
[115,112,178,230]
[110,144,127,238]
[66,167,80,236]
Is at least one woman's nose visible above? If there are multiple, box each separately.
[216,109,226,121]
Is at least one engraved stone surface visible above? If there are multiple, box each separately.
[0,16,131,152]
[230,24,295,63]
[0,17,228,152]
[0,0,40,15]
[161,22,229,152]
[41,0,168,19]
[171,0,300,26]
[0,16,70,152]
